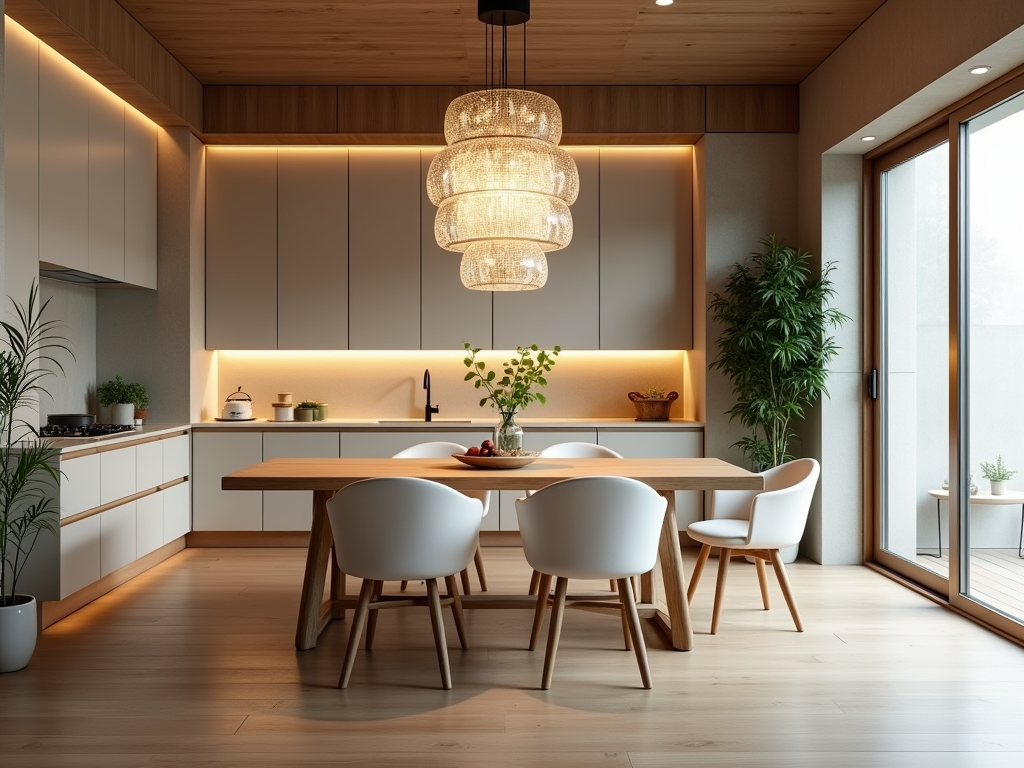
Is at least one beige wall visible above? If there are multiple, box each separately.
[798,0,1024,563]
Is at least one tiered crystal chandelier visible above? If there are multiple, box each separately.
[426,1,579,291]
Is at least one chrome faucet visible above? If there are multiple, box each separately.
[423,369,440,422]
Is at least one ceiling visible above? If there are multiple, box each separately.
[116,0,887,86]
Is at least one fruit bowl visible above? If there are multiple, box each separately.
[452,452,539,469]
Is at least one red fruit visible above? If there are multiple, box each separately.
[481,439,494,451]
[466,445,480,456]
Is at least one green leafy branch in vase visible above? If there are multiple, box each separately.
[462,342,560,430]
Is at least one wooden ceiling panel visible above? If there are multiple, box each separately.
[116,0,886,86]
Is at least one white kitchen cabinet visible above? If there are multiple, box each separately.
[278,148,349,349]
[348,148,422,350]
[60,454,102,519]
[136,491,164,558]
[136,440,163,494]
[5,23,40,299]
[101,445,137,505]
[262,432,340,531]
[39,43,90,273]
[162,434,190,483]
[60,514,102,599]
[493,148,600,350]
[420,149,493,350]
[101,501,137,577]
[206,149,278,349]
[192,432,264,530]
[88,79,125,281]
[599,147,694,350]
[163,481,191,543]
[124,107,158,289]
[597,428,704,529]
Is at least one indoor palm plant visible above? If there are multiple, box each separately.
[463,342,560,455]
[709,234,848,472]
[1,281,71,672]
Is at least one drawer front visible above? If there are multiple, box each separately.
[101,446,137,505]
[60,514,102,599]
[164,481,191,542]
[136,440,163,492]
[136,491,164,558]
[101,501,137,577]
[162,434,190,482]
[60,453,101,518]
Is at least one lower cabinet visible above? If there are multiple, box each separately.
[263,432,340,531]
[191,431,263,530]
[60,514,102,599]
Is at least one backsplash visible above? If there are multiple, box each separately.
[216,350,692,421]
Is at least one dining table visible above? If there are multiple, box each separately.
[221,456,763,652]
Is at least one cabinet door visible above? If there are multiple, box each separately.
[136,440,163,493]
[124,107,158,289]
[39,44,90,272]
[206,149,278,349]
[5,23,40,298]
[192,433,263,530]
[101,501,137,577]
[61,515,102,599]
[278,149,349,349]
[599,147,693,349]
[420,149,492,350]
[348,148,421,349]
[88,80,125,281]
[162,434,190,482]
[493,148,600,350]
[61,454,102,519]
[136,491,164,558]
[101,446,137,505]
[262,432,340,531]
[163,481,191,543]
[497,430,598,531]
[597,429,703,529]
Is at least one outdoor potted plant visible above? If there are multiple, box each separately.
[1,281,71,672]
[980,456,1015,495]
[463,342,560,456]
[97,376,148,426]
[294,400,320,422]
[628,385,679,421]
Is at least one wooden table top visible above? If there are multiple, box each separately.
[222,456,763,493]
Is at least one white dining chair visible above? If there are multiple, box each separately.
[393,441,493,593]
[686,458,820,634]
[516,476,667,689]
[527,442,625,596]
[327,477,483,689]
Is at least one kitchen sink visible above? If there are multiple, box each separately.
[376,418,473,423]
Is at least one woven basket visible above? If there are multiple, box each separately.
[628,391,678,421]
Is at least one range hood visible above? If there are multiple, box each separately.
[39,262,121,285]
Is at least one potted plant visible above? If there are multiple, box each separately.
[294,400,320,422]
[97,376,148,426]
[463,342,560,456]
[980,456,1015,495]
[125,381,150,424]
[1,281,71,672]
[628,385,679,421]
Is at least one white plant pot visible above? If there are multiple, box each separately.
[0,595,38,673]
[990,480,1006,496]
[111,402,135,426]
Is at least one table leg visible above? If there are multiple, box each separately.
[1019,504,1023,559]
[655,491,693,651]
[920,498,943,558]
[295,489,335,651]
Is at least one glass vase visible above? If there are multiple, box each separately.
[494,412,524,456]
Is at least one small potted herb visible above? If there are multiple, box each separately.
[97,376,149,425]
[294,400,320,422]
[628,385,679,421]
[980,456,1016,495]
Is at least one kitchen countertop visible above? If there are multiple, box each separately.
[50,423,191,454]
[193,418,704,430]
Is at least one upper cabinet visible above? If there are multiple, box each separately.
[123,108,159,289]
[204,146,694,351]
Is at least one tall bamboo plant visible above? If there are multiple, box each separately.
[709,235,848,471]
[0,282,72,606]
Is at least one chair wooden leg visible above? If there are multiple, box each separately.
[400,580,409,591]
[620,602,633,651]
[711,548,731,635]
[425,578,453,690]
[528,569,541,595]
[618,577,652,689]
[473,543,488,592]
[688,544,711,604]
[529,572,553,651]
[769,549,803,632]
[445,574,469,650]
[609,579,616,592]
[541,576,569,690]
[338,579,374,689]
[755,556,771,610]
[364,580,384,650]
[460,567,472,596]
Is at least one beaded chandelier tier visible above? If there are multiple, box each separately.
[427,0,579,291]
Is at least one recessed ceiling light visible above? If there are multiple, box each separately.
[861,136,876,142]
[656,0,674,5]
[969,65,992,75]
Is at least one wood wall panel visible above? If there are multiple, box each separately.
[534,85,705,135]
[204,86,338,133]
[337,85,472,134]
[706,85,799,133]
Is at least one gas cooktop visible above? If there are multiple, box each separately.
[40,423,138,438]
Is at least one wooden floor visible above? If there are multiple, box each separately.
[3,547,1024,768]
[916,548,1024,618]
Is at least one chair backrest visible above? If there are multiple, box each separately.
[723,458,820,549]
[539,442,624,459]
[515,476,666,580]
[392,441,492,517]
[327,477,483,581]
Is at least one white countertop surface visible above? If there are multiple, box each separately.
[192,417,704,430]
[51,423,191,454]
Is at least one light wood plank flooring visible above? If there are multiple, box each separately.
[3,547,1024,767]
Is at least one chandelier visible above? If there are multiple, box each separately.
[426,0,579,291]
